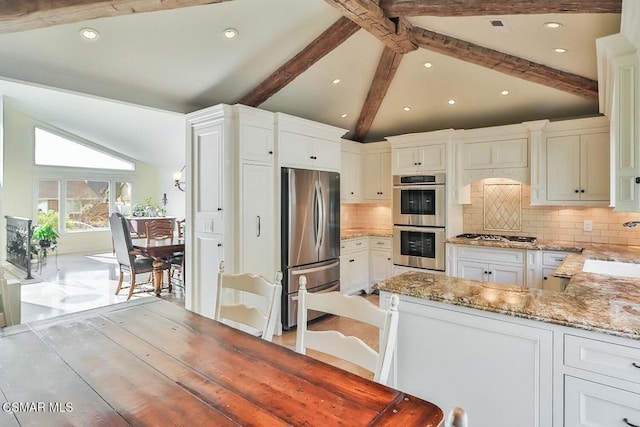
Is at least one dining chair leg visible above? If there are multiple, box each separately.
[116,270,124,295]
[128,274,136,300]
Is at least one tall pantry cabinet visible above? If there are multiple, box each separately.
[185,104,275,319]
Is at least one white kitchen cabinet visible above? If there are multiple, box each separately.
[369,237,392,284]
[241,164,274,280]
[527,250,571,291]
[392,144,446,175]
[239,116,274,165]
[382,295,553,427]
[276,113,345,173]
[564,334,640,426]
[187,104,275,319]
[340,237,369,295]
[362,151,391,202]
[546,132,610,202]
[341,143,362,203]
[530,116,610,206]
[452,245,525,286]
[463,138,528,170]
[612,53,640,212]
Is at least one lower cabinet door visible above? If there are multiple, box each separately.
[457,260,487,281]
[564,375,640,427]
[490,263,524,286]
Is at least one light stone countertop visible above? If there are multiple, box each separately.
[376,241,640,340]
[341,229,393,240]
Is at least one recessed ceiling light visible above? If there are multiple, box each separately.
[223,28,238,39]
[448,99,456,105]
[340,113,348,118]
[332,78,341,85]
[79,28,99,40]
[403,106,411,112]
[423,62,433,68]
[500,90,510,96]
[553,48,568,53]
[544,22,563,29]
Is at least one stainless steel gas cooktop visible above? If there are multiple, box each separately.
[455,233,538,244]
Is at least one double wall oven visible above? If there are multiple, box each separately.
[392,173,446,271]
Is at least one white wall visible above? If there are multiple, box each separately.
[1,98,171,255]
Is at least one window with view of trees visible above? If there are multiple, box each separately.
[34,126,136,233]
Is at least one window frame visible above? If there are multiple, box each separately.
[32,124,139,235]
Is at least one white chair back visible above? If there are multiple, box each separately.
[215,261,283,341]
[295,275,399,384]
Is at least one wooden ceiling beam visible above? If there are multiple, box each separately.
[354,46,403,141]
[324,0,417,54]
[0,0,233,34]
[380,0,622,17]
[237,17,360,107]
[413,27,598,100]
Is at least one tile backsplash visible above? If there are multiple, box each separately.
[341,203,392,232]
[464,179,640,245]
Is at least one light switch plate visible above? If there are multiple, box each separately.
[583,220,593,232]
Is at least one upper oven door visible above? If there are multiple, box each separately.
[393,184,446,227]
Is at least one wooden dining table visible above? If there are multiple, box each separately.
[133,238,184,296]
[0,299,444,426]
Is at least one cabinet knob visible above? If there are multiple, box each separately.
[217,243,222,247]
[574,190,579,193]
[268,150,273,154]
[349,259,355,263]
[217,208,222,211]
[484,271,488,274]
[350,192,354,195]
[543,277,548,280]
[487,271,492,275]
[580,189,585,193]
[418,162,422,165]
[310,156,317,160]
[387,258,391,261]
[636,177,640,184]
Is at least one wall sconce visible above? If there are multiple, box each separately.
[173,166,186,192]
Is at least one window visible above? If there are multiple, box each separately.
[34,127,134,171]
[37,180,60,231]
[66,180,110,230]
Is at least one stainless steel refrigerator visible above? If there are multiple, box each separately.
[281,167,340,330]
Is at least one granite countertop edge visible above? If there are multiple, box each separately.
[374,272,640,341]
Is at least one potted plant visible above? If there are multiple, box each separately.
[32,224,59,248]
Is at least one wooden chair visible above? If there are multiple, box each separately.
[144,219,174,289]
[295,275,399,385]
[170,219,186,288]
[109,213,158,300]
[215,261,282,341]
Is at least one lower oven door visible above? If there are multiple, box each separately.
[393,225,445,271]
[285,280,340,330]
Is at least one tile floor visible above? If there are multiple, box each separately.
[4,253,379,379]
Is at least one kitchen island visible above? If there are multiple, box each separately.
[375,251,640,427]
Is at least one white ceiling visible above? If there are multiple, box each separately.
[0,0,622,158]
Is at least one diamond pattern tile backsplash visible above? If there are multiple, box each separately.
[484,183,522,231]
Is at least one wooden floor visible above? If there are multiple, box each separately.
[9,252,380,381]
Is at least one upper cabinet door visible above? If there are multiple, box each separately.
[580,132,610,201]
[546,135,581,201]
[240,122,274,165]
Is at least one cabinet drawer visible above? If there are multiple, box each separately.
[565,334,640,385]
[370,237,392,250]
[457,246,525,265]
[340,237,369,253]
[542,251,568,267]
[565,376,640,427]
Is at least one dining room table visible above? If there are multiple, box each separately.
[0,298,445,426]
[132,237,184,296]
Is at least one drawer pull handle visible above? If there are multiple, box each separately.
[623,418,639,427]
[632,362,640,369]
[553,258,565,262]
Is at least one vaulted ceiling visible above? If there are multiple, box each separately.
[0,0,622,159]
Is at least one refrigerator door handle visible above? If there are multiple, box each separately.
[290,260,340,276]
[256,215,261,237]
[317,181,325,252]
[313,181,322,254]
